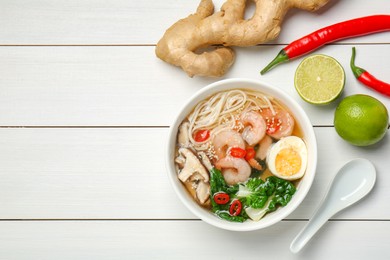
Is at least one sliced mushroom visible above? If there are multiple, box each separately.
[198,151,213,171]
[176,148,211,205]
[196,181,210,204]
[178,122,191,148]
[174,154,186,168]
[177,148,209,182]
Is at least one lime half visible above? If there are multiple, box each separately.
[294,54,345,105]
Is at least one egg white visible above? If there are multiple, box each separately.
[266,136,308,180]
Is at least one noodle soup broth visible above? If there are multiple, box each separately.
[167,79,316,231]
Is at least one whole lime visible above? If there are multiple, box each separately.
[334,94,389,146]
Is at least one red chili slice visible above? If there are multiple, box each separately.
[213,192,230,205]
[229,200,242,216]
[229,147,246,158]
[194,129,210,142]
[265,116,281,135]
[245,147,256,161]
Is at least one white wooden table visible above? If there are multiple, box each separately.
[0,0,389,259]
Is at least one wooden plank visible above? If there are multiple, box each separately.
[0,45,389,126]
[0,127,388,219]
[0,0,389,45]
[0,220,388,259]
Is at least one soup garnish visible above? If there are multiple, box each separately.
[175,89,307,222]
[210,168,296,222]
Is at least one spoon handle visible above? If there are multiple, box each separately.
[290,202,335,253]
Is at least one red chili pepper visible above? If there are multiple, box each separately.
[229,200,242,216]
[350,47,390,97]
[229,147,246,158]
[265,116,281,135]
[194,129,210,142]
[245,147,256,161]
[261,15,390,74]
[213,192,230,205]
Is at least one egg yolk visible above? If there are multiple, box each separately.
[275,148,302,176]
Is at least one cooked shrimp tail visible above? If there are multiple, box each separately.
[240,111,266,146]
[215,156,251,185]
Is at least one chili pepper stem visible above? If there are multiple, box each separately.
[260,50,289,75]
[350,47,390,97]
[350,47,366,78]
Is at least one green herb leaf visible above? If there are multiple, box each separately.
[245,178,264,192]
[216,211,245,223]
[209,169,297,222]
[245,194,268,209]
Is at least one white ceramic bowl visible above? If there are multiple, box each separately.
[166,78,317,231]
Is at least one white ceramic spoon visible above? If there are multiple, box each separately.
[290,158,376,254]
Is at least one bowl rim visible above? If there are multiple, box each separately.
[165,78,317,231]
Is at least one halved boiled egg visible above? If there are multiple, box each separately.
[266,136,307,180]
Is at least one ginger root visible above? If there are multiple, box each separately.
[155,0,330,77]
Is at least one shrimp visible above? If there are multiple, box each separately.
[212,129,245,160]
[215,156,251,185]
[248,158,263,171]
[240,111,266,146]
[260,107,295,140]
[256,135,273,160]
